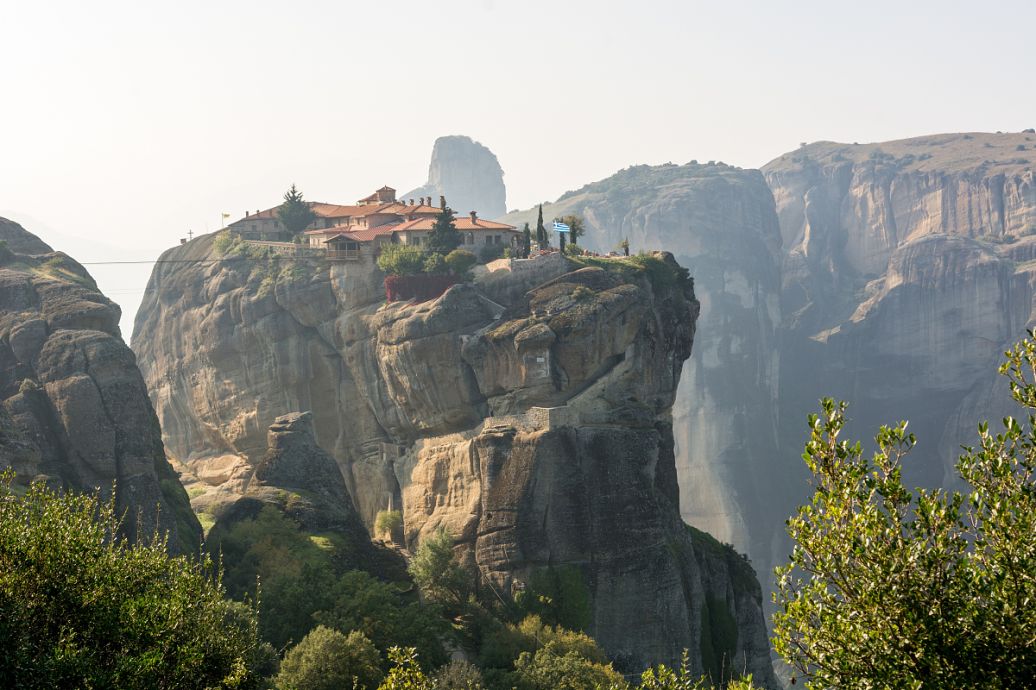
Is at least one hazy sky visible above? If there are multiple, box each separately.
[3,0,1035,333]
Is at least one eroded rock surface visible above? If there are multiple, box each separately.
[403,135,507,218]
[0,218,200,553]
[503,163,788,582]
[134,238,777,683]
[763,133,1036,492]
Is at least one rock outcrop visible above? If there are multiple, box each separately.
[503,162,789,582]
[0,218,200,553]
[403,135,507,218]
[209,411,395,576]
[763,132,1036,491]
[133,236,778,684]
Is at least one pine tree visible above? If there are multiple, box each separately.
[426,207,461,254]
[522,223,532,258]
[535,204,548,250]
[277,184,316,235]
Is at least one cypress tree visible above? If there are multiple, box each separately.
[426,207,461,254]
[522,223,532,258]
[535,205,547,250]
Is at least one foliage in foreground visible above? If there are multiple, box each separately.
[773,335,1036,689]
[0,475,263,689]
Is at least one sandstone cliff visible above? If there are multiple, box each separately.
[403,135,507,217]
[763,132,1036,492]
[503,163,789,582]
[0,218,200,553]
[133,238,777,684]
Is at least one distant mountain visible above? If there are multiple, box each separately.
[402,135,506,218]
[503,135,1036,625]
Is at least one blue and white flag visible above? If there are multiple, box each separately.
[553,221,570,233]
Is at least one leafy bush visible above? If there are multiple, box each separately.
[377,244,426,276]
[445,249,477,276]
[314,570,450,669]
[478,243,506,263]
[773,334,1036,688]
[431,660,486,689]
[275,626,382,690]
[0,474,263,689]
[375,510,403,540]
[512,642,625,690]
[377,647,432,690]
[407,528,469,609]
[213,230,240,255]
[423,252,447,275]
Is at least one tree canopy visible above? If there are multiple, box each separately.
[560,215,585,245]
[426,208,462,254]
[275,626,382,690]
[0,475,263,689]
[773,334,1036,689]
[277,184,316,235]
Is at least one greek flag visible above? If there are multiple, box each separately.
[553,221,570,233]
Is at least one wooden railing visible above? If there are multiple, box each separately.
[242,240,322,257]
[327,249,362,261]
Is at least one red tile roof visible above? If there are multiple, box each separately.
[392,217,517,232]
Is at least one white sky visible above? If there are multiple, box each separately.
[2,0,1035,333]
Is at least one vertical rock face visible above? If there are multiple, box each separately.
[502,162,788,579]
[133,239,778,685]
[0,218,200,553]
[403,135,507,217]
[763,133,1036,492]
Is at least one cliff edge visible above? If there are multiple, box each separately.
[133,237,776,683]
[0,218,200,553]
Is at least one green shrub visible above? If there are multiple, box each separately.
[423,252,447,275]
[478,244,506,263]
[512,642,625,690]
[0,474,262,689]
[431,660,486,689]
[445,249,477,276]
[377,244,426,276]
[275,626,382,690]
[313,570,450,669]
[377,647,432,690]
[213,230,240,255]
[375,510,403,540]
[407,528,469,609]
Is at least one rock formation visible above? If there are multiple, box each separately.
[763,132,1036,492]
[403,135,507,218]
[503,162,789,584]
[133,236,778,684]
[0,218,200,553]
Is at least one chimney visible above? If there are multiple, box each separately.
[440,195,446,209]
[469,211,478,223]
